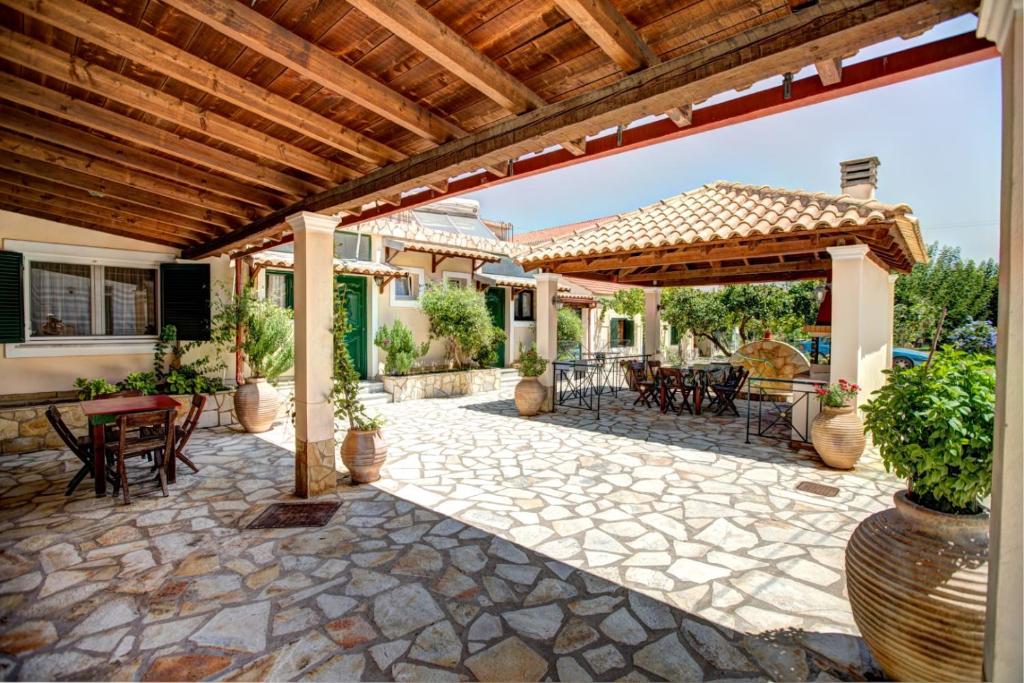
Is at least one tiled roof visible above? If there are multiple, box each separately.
[520,182,924,267]
[251,251,408,277]
[474,273,571,292]
[562,275,633,296]
[512,215,617,244]
[360,210,513,257]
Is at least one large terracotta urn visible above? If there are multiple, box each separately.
[810,404,866,469]
[233,378,279,433]
[514,377,546,416]
[341,429,388,483]
[846,491,988,681]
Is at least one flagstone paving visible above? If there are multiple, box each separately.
[0,389,898,681]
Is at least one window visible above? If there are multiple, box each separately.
[29,261,156,337]
[514,290,534,321]
[266,270,293,309]
[443,271,470,288]
[390,267,424,307]
[609,318,635,348]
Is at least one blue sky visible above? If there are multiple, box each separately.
[464,16,1002,262]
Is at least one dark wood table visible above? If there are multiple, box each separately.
[657,364,729,415]
[81,395,181,496]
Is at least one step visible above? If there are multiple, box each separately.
[358,381,387,394]
[358,391,392,406]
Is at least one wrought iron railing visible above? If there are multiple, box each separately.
[745,376,828,445]
[552,352,649,418]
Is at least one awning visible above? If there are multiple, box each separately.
[474,273,572,292]
[384,239,503,265]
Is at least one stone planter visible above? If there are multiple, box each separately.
[382,368,500,402]
[341,429,388,483]
[846,491,988,681]
[233,378,279,433]
[514,376,546,416]
[810,404,865,469]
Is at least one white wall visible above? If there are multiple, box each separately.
[0,210,234,396]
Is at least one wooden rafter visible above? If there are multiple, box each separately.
[160,0,462,144]
[815,57,844,85]
[5,0,403,166]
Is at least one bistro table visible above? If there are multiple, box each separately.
[81,394,181,496]
[658,363,732,415]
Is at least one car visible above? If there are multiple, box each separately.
[797,339,929,369]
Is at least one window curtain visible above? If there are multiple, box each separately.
[30,262,91,336]
[105,267,156,335]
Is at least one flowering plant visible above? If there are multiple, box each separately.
[815,379,860,408]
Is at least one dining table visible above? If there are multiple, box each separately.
[658,363,731,415]
[81,394,181,496]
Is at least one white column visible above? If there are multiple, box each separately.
[287,211,337,498]
[644,288,661,359]
[581,307,592,354]
[534,273,560,412]
[505,287,514,367]
[827,244,892,407]
[886,274,898,369]
[368,236,381,378]
[981,2,1023,679]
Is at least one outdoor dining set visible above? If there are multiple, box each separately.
[624,360,750,417]
[45,392,206,504]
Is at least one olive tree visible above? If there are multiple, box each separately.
[419,281,496,368]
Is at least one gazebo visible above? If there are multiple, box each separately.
[518,161,927,408]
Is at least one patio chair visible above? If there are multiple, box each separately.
[113,408,175,505]
[646,360,662,382]
[172,394,207,473]
[706,366,750,416]
[659,367,696,415]
[627,361,657,408]
[45,405,115,496]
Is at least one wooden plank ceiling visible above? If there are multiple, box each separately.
[0,0,976,255]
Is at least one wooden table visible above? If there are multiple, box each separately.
[81,395,181,496]
[658,364,730,415]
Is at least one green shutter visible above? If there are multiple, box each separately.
[670,324,681,345]
[623,319,635,346]
[0,251,24,343]
[160,263,211,341]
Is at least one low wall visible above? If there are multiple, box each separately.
[382,368,501,403]
[0,390,239,455]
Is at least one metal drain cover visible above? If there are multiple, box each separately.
[247,502,341,529]
[796,481,840,497]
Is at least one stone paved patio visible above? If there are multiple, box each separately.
[0,389,898,681]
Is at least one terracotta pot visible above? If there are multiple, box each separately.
[233,378,279,433]
[514,376,546,416]
[811,404,865,469]
[341,429,388,484]
[846,491,988,681]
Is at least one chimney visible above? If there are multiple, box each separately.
[840,157,880,200]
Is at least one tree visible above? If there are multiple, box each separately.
[557,307,583,359]
[720,284,788,343]
[419,281,496,368]
[660,287,732,356]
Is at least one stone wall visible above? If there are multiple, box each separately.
[382,368,501,403]
[730,339,811,393]
[0,391,239,455]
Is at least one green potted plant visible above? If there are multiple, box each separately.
[334,282,386,483]
[418,282,496,369]
[848,350,994,681]
[810,378,865,469]
[214,287,294,433]
[514,343,548,416]
[374,321,429,376]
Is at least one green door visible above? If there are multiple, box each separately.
[484,287,506,368]
[336,275,368,379]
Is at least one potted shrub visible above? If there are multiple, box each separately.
[214,287,294,433]
[514,343,548,416]
[810,378,864,469]
[848,350,994,682]
[419,282,496,369]
[334,283,386,483]
[374,321,429,376]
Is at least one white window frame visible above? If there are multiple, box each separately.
[4,240,174,358]
[390,266,425,308]
[513,289,536,323]
[442,271,471,288]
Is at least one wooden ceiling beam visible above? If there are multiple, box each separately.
[161,0,463,144]
[5,0,402,166]
[184,0,973,258]
[0,117,260,219]
[815,57,844,85]
[0,173,221,239]
[347,0,544,115]
[0,201,189,249]
[555,0,656,73]
[0,74,318,197]
[615,259,831,285]
[0,191,201,247]
[0,151,237,230]
[0,28,361,183]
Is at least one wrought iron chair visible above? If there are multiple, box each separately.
[707,366,750,416]
[113,409,176,505]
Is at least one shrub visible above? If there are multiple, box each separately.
[949,320,997,354]
[473,325,506,368]
[332,281,383,431]
[74,377,117,400]
[863,350,995,514]
[419,282,495,368]
[154,324,225,394]
[118,371,158,396]
[213,286,294,382]
[557,307,583,360]
[374,321,429,376]
[517,343,547,378]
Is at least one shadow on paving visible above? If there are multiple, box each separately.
[0,428,881,682]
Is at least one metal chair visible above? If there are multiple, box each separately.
[113,409,175,505]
